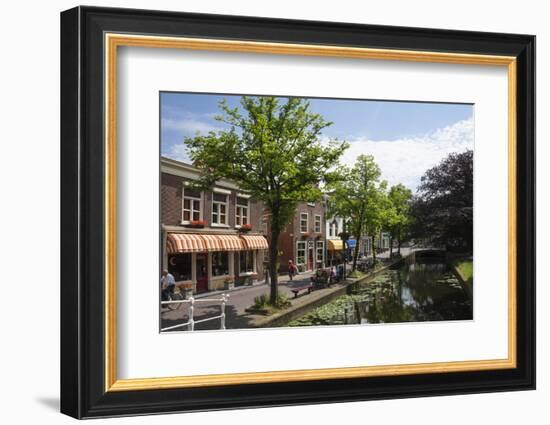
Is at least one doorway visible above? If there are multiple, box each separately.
[196,253,208,293]
[307,247,314,271]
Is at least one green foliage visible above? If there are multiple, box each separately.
[185,96,348,304]
[348,270,365,279]
[411,150,473,250]
[252,292,291,311]
[272,293,291,308]
[253,294,268,309]
[326,154,390,266]
[185,96,348,230]
[453,260,473,285]
[386,183,413,250]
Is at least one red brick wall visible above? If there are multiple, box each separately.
[161,171,264,232]
[276,201,327,273]
[161,173,182,225]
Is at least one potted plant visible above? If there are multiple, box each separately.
[224,276,235,290]
[179,282,194,299]
[186,219,206,228]
[238,223,252,232]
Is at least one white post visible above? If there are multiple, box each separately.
[191,252,197,293]
[228,252,234,278]
[220,294,227,330]
[188,297,195,331]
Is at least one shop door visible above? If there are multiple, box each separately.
[308,247,314,271]
[196,253,208,293]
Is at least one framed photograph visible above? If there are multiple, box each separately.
[60,6,535,419]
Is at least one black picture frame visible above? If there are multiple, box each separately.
[60,5,535,419]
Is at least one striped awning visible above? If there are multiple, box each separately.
[200,234,245,252]
[327,239,344,251]
[240,235,269,250]
[166,233,206,254]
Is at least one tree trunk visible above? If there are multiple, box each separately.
[268,228,280,305]
[372,235,377,263]
[397,226,402,255]
[352,240,360,272]
[389,237,393,259]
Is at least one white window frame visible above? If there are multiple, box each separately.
[235,196,250,228]
[296,241,307,266]
[316,240,324,264]
[314,214,322,233]
[211,192,229,227]
[181,185,202,224]
[300,212,308,233]
[238,250,256,276]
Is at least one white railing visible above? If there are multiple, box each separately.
[161,294,229,332]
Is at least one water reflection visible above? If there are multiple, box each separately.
[288,257,472,327]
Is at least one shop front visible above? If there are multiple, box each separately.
[327,239,344,266]
[165,232,268,293]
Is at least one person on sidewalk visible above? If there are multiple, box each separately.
[288,260,297,281]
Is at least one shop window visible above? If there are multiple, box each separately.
[212,252,229,276]
[239,250,255,274]
[168,253,192,281]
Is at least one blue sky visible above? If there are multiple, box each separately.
[161,92,474,191]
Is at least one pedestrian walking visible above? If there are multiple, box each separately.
[330,266,337,284]
[288,260,297,281]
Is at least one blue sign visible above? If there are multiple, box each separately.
[346,239,357,248]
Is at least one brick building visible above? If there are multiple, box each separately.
[277,200,327,274]
[161,157,268,293]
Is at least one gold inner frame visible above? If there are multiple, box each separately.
[104,33,517,392]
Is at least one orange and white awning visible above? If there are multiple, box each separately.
[240,235,269,250]
[200,234,245,252]
[167,233,269,254]
[166,233,206,254]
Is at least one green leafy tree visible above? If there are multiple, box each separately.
[387,184,413,257]
[411,150,473,251]
[327,155,386,271]
[184,96,348,304]
[364,181,389,263]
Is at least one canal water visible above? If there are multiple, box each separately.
[288,254,473,327]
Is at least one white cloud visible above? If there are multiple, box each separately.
[163,143,192,163]
[161,112,223,163]
[161,117,221,135]
[339,117,474,191]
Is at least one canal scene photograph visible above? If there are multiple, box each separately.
[159,92,474,332]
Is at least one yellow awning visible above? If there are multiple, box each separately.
[327,239,343,250]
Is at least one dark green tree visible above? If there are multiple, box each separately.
[185,96,348,304]
[411,150,473,251]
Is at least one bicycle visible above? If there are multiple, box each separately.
[162,286,185,310]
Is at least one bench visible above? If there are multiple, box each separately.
[290,284,313,298]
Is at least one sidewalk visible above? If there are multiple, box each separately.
[160,266,351,331]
